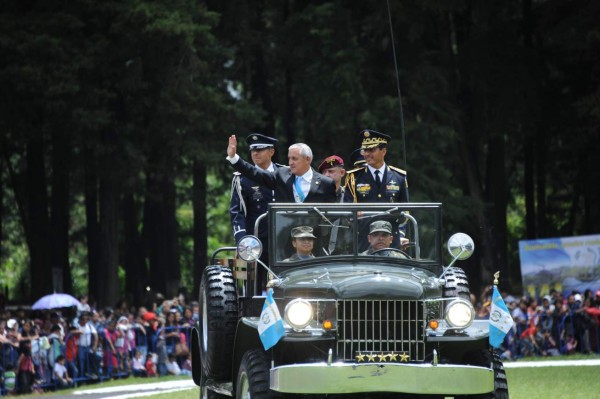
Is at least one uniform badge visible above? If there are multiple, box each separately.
[251,186,264,201]
[356,183,371,197]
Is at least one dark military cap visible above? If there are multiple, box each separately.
[246,133,278,150]
[290,226,317,239]
[369,220,392,235]
[360,129,391,149]
[318,155,344,173]
[349,148,366,166]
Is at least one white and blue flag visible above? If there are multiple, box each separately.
[489,285,514,349]
[258,289,285,350]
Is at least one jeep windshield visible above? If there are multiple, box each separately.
[267,203,442,270]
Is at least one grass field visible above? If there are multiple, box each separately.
[18,356,600,399]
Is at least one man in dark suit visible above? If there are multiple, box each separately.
[226,135,336,203]
[344,129,409,249]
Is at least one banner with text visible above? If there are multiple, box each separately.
[518,234,600,298]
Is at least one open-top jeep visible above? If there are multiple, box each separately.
[191,203,508,399]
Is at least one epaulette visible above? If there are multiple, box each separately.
[388,165,407,175]
[233,171,241,176]
[346,166,367,174]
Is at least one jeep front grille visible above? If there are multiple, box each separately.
[336,299,426,361]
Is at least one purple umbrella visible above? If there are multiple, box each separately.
[32,293,81,310]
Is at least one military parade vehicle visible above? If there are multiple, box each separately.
[191,202,508,399]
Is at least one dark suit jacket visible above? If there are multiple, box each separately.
[231,157,337,203]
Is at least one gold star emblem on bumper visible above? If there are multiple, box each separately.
[355,353,366,362]
[399,352,410,362]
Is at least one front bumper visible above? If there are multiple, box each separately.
[271,362,493,395]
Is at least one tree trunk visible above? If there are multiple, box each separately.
[27,136,53,299]
[522,0,537,240]
[144,170,180,298]
[84,151,101,304]
[192,160,207,300]
[96,171,120,308]
[123,193,146,305]
[50,129,72,294]
[0,161,3,260]
[486,135,509,283]
[250,0,275,136]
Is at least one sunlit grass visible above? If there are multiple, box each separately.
[17,356,600,399]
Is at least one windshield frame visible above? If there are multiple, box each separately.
[268,203,443,268]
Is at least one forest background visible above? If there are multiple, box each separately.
[0,0,598,308]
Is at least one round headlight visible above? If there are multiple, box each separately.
[284,299,313,330]
[445,299,475,329]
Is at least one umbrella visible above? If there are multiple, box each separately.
[32,293,81,310]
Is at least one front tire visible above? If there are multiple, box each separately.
[199,265,239,380]
[236,349,275,399]
[459,349,509,399]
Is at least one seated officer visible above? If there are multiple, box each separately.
[284,226,316,261]
[360,221,408,258]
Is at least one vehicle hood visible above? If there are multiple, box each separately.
[274,263,441,300]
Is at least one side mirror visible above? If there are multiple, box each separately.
[237,235,263,262]
[447,233,474,261]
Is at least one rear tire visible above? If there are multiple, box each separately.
[199,265,239,380]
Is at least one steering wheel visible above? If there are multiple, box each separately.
[370,247,411,259]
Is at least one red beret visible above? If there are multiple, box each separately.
[318,155,344,173]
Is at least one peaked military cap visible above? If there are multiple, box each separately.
[360,129,391,149]
[291,226,317,239]
[349,148,366,166]
[246,133,278,150]
[318,155,344,173]
[369,220,392,235]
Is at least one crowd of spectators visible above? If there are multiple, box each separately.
[473,287,600,359]
[0,293,197,395]
[2,286,599,395]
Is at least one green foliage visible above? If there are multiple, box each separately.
[206,173,235,253]
[1,0,600,302]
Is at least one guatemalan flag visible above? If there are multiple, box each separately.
[258,289,285,350]
[489,285,514,349]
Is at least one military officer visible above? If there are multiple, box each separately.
[349,148,366,167]
[344,130,409,250]
[230,133,281,290]
[283,226,316,262]
[360,221,409,258]
[344,130,408,203]
[230,133,280,244]
[317,155,346,203]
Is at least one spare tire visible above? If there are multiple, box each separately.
[443,266,471,299]
[199,265,239,380]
